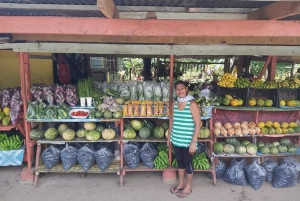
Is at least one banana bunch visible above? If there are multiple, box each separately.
[192,153,211,170]
[264,80,278,89]
[172,158,178,167]
[154,151,169,169]
[251,80,265,88]
[0,133,8,142]
[217,73,237,88]
[235,78,251,88]
[0,134,23,151]
[278,80,290,88]
[157,144,168,153]
[285,76,300,89]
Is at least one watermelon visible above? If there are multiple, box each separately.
[96,125,106,133]
[62,129,76,141]
[287,145,297,153]
[84,122,97,131]
[223,144,235,154]
[279,138,292,146]
[257,141,265,148]
[86,130,101,141]
[130,120,143,131]
[29,129,45,140]
[241,140,251,146]
[277,145,287,153]
[153,127,164,138]
[95,111,103,118]
[213,142,224,155]
[259,146,270,154]
[161,122,169,131]
[58,123,69,136]
[104,110,113,119]
[123,128,137,139]
[44,128,58,140]
[144,120,156,132]
[246,143,258,155]
[224,138,237,145]
[113,111,122,118]
[76,129,88,138]
[235,145,247,155]
[270,146,278,155]
[139,127,151,139]
[199,127,210,138]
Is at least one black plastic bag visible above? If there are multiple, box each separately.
[95,148,114,171]
[61,146,78,170]
[272,163,298,188]
[77,146,95,172]
[96,142,115,154]
[222,164,248,186]
[261,159,278,183]
[245,162,267,190]
[123,143,140,169]
[230,158,247,169]
[128,142,143,149]
[207,159,226,179]
[140,143,158,169]
[41,145,61,170]
[43,122,59,130]
[280,157,300,172]
[196,142,206,154]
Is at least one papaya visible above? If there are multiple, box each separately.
[286,100,300,107]
[222,98,230,106]
[264,99,273,107]
[237,98,244,106]
[294,126,300,133]
[256,99,264,106]
[230,98,239,107]
[0,112,5,120]
[248,98,256,107]
[2,116,10,126]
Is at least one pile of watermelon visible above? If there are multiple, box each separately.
[213,138,258,155]
[123,119,168,139]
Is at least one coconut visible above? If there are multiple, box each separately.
[220,128,227,137]
[241,121,248,129]
[227,128,235,137]
[248,121,256,129]
[214,128,221,136]
[255,127,261,135]
[249,128,256,137]
[242,128,249,136]
[234,128,242,137]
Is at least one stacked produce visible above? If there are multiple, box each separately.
[123,120,168,139]
[219,95,244,107]
[278,76,300,89]
[97,96,123,119]
[263,81,278,89]
[0,133,23,150]
[34,122,117,141]
[257,138,297,155]
[234,78,251,88]
[213,121,260,137]
[154,151,169,169]
[217,73,237,88]
[94,80,173,102]
[26,102,71,120]
[251,80,265,89]
[122,100,169,117]
[279,100,300,107]
[213,138,258,155]
[248,97,273,107]
[192,153,211,170]
[0,88,23,126]
[257,121,300,135]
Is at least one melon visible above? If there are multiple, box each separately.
[104,110,113,119]
[199,127,210,138]
[130,120,143,131]
[259,146,270,154]
[279,138,292,146]
[113,111,123,118]
[44,128,58,140]
[138,127,151,139]
[62,129,76,141]
[76,129,88,138]
[58,123,69,136]
[235,145,247,155]
[102,128,116,140]
[246,143,258,155]
[161,122,169,131]
[123,128,137,139]
[153,127,164,138]
[84,122,97,131]
[86,130,101,141]
[213,142,224,155]
[223,144,235,154]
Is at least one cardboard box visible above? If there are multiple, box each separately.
[0,146,25,166]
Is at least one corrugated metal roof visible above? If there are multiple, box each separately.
[0,8,104,17]
[113,0,275,8]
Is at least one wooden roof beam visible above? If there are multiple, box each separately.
[97,0,119,18]
[248,1,300,20]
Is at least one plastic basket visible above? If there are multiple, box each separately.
[247,88,278,107]
[277,88,300,108]
[212,86,249,106]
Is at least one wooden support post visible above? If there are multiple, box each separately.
[291,62,295,76]
[97,0,119,18]
[257,56,272,79]
[156,57,160,81]
[168,54,174,165]
[224,58,230,73]
[269,56,277,80]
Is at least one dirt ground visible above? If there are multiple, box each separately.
[0,166,299,201]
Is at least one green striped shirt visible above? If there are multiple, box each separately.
[171,101,195,148]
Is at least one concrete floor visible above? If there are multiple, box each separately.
[0,166,299,201]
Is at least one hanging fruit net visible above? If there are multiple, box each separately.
[127,104,134,117]
[122,105,128,117]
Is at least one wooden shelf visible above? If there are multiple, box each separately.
[26,118,121,123]
[213,153,261,158]
[0,123,18,131]
[122,136,167,143]
[123,164,176,172]
[37,136,121,145]
[36,161,120,174]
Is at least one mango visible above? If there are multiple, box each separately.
[264,99,273,107]
[265,121,273,128]
[230,98,239,107]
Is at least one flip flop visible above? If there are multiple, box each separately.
[170,187,183,194]
[177,189,192,198]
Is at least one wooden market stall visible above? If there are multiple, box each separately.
[0,0,300,186]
